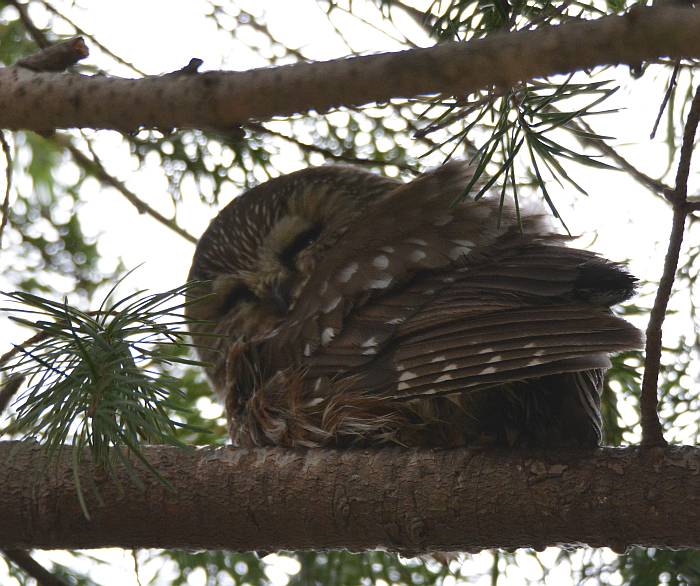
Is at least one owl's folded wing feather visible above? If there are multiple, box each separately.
[280,161,517,360]
[301,237,642,401]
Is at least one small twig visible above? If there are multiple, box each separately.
[16,36,88,72]
[640,84,700,447]
[327,3,417,48]
[0,375,24,415]
[131,549,144,586]
[52,134,197,245]
[165,58,203,77]
[251,123,419,172]
[0,331,50,370]
[238,8,308,63]
[0,131,12,249]
[570,118,672,198]
[2,550,70,586]
[37,0,147,76]
[6,0,49,48]
[650,61,680,140]
[389,1,436,36]
[1,330,48,416]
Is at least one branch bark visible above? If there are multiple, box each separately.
[1,7,700,132]
[2,441,699,552]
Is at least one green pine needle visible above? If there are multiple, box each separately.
[0,279,211,518]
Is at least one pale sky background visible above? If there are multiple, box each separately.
[0,1,693,584]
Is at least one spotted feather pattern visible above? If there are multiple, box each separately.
[187,163,643,448]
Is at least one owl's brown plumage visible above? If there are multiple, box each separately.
[187,163,642,448]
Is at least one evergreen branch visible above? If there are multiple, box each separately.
[426,77,618,218]
[640,83,700,447]
[0,281,209,515]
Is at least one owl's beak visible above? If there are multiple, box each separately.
[269,280,292,314]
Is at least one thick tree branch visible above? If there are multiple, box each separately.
[1,442,699,552]
[1,7,700,132]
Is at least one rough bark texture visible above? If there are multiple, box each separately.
[0,7,700,133]
[1,441,698,552]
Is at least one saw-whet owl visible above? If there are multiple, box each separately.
[187,163,642,448]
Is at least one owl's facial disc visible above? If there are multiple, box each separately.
[213,215,321,324]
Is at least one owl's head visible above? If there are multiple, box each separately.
[186,166,400,365]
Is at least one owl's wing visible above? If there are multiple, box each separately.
[276,161,513,360]
[269,161,641,399]
[302,232,642,401]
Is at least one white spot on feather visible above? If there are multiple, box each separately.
[405,238,427,246]
[322,296,341,313]
[361,336,378,348]
[368,275,393,289]
[399,370,417,382]
[435,374,453,383]
[373,255,389,269]
[433,213,452,227]
[304,343,312,357]
[362,347,378,355]
[449,243,474,260]
[409,249,427,262]
[337,262,358,283]
[486,354,502,363]
[480,366,497,374]
[443,363,458,372]
[380,246,395,253]
[321,327,335,345]
[431,355,446,363]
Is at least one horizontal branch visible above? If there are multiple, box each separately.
[1,441,699,552]
[1,7,700,132]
